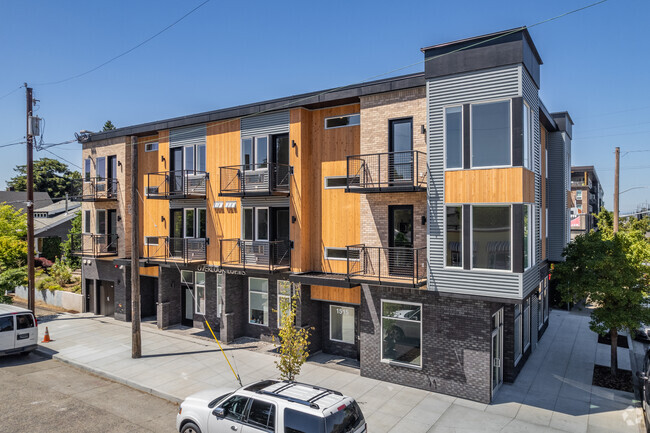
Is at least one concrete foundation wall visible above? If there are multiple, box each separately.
[15,286,83,312]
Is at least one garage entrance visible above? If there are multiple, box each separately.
[140,276,158,318]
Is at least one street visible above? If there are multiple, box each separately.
[0,354,178,433]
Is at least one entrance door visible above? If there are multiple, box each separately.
[107,155,117,196]
[388,205,414,276]
[181,286,194,327]
[170,147,184,194]
[170,209,183,257]
[271,207,290,266]
[271,133,290,189]
[99,281,115,317]
[388,118,413,184]
[492,308,504,396]
[85,279,93,312]
[107,209,117,253]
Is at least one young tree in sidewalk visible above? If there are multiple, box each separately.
[553,209,650,377]
[273,288,312,381]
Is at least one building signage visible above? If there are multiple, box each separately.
[196,265,246,275]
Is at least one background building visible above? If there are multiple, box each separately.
[570,165,604,238]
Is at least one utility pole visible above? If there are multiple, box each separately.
[614,146,620,233]
[25,84,35,313]
[130,136,141,358]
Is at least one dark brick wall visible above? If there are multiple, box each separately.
[321,302,359,360]
[297,285,323,354]
[158,266,181,327]
[81,258,128,320]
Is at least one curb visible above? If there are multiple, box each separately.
[33,348,183,405]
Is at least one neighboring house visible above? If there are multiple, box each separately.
[76,28,571,403]
[0,190,53,212]
[570,165,604,238]
[34,200,81,257]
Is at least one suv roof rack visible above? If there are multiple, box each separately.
[257,390,321,409]
[256,381,344,410]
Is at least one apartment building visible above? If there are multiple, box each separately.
[570,165,604,238]
[76,28,572,403]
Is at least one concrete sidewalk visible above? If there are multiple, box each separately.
[33,310,643,432]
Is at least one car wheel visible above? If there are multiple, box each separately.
[181,421,201,433]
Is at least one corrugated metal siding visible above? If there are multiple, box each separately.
[241,197,289,208]
[522,264,540,298]
[169,125,206,148]
[169,199,207,209]
[547,131,568,261]
[427,65,522,299]
[241,111,290,138]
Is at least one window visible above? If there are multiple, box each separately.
[523,298,531,351]
[285,409,324,433]
[325,114,360,129]
[181,270,193,284]
[195,272,205,314]
[324,176,348,189]
[523,102,533,170]
[96,209,106,234]
[247,399,275,431]
[471,100,511,167]
[242,137,268,169]
[256,208,268,241]
[545,148,548,178]
[324,247,359,261]
[445,206,462,267]
[514,304,522,365]
[197,208,207,238]
[243,208,254,240]
[330,305,355,344]
[543,279,549,321]
[184,209,195,238]
[445,106,463,169]
[277,280,292,326]
[16,314,34,329]
[145,142,158,152]
[472,206,511,270]
[96,156,106,180]
[84,158,91,180]
[217,273,224,318]
[197,144,206,172]
[219,395,249,422]
[524,205,535,269]
[576,190,583,200]
[144,236,159,246]
[538,285,544,330]
[84,210,91,233]
[0,316,14,332]
[381,300,421,367]
[249,278,269,326]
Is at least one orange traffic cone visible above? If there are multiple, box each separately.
[42,327,51,343]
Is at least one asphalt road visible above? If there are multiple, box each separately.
[0,354,179,432]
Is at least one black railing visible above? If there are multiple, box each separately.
[143,236,207,264]
[346,150,427,192]
[219,163,291,196]
[74,177,119,201]
[71,233,118,257]
[220,239,291,272]
[346,244,427,287]
[146,170,208,199]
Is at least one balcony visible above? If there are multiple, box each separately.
[220,239,290,272]
[345,245,427,288]
[346,150,426,193]
[75,177,118,201]
[146,170,208,199]
[219,163,291,197]
[71,233,118,257]
[143,237,207,264]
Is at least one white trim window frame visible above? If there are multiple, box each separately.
[277,280,292,327]
[145,142,159,152]
[241,136,269,168]
[523,297,531,351]
[324,247,359,262]
[194,272,206,315]
[216,273,224,319]
[249,277,269,326]
[324,176,348,189]
[324,113,360,130]
[469,99,512,169]
[514,304,522,366]
[144,236,159,246]
[470,204,513,272]
[444,105,463,170]
[329,305,355,344]
[380,299,422,368]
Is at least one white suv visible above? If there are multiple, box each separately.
[176,380,367,433]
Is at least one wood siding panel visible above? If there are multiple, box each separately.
[445,167,535,204]
[138,133,169,257]
[310,285,360,305]
[139,266,159,277]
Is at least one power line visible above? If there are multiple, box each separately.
[0,141,26,149]
[34,0,211,86]
[0,86,23,102]
[37,147,82,170]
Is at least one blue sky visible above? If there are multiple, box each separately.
[1,0,648,213]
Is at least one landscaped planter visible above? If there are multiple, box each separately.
[14,285,82,312]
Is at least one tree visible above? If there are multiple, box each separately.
[273,289,311,381]
[6,158,82,199]
[0,204,28,303]
[553,208,650,376]
[103,120,116,131]
[61,212,81,269]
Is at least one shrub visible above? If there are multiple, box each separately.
[35,256,54,268]
[50,257,73,286]
[37,276,63,292]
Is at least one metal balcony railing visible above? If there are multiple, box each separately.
[143,236,207,264]
[74,177,119,201]
[346,150,427,193]
[146,170,208,199]
[71,233,118,257]
[220,239,291,272]
[219,163,291,196]
[346,244,427,287]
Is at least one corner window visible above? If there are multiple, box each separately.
[523,102,533,170]
[472,206,511,270]
[330,305,355,344]
[471,100,511,167]
[195,272,205,314]
[445,106,463,169]
[217,273,225,318]
[249,278,269,326]
[445,206,462,267]
[381,301,421,367]
[277,280,292,326]
[514,304,522,365]
[325,114,360,129]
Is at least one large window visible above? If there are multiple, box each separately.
[523,102,533,170]
[277,280,292,326]
[445,106,463,169]
[330,305,355,344]
[381,301,421,367]
[514,304,522,365]
[523,298,531,351]
[217,273,224,318]
[471,100,511,167]
[472,206,511,270]
[195,272,205,314]
[524,205,535,269]
[242,136,268,169]
[249,278,268,326]
[445,206,462,267]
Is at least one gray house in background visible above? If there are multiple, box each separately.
[0,191,53,212]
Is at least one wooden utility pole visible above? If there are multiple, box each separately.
[130,136,141,358]
[614,146,620,233]
[25,84,35,313]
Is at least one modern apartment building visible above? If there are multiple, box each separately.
[76,28,572,403]
[570,165,604,238]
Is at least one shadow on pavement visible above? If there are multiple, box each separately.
[140,346,257,358]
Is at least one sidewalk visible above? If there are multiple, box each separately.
[33,310,644,432]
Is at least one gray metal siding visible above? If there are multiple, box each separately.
[427,65,522,299]
[522,264,541,298]
[241,197,290,208]
[169,199,207,210]
[169,125,206,148]
[241,111,290,138]
[547,131,569,261]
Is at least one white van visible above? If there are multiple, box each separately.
[0,304,38,356]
